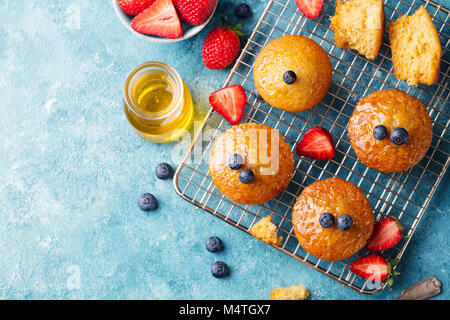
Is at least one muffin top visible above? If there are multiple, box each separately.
[209,123,294,205]
[253,35,332,112]
[348,90,433,173]
[292,178,374,261]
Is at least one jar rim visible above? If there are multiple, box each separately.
[123,61,184,121]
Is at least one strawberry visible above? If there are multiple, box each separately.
[366,217,403,251]
[131,0,183,39]
[350,255,389,282]
[118,0,155,16]
[296,126,336,160]
[173,0,217,26]
[295,0,324,19]
[202,23,243,70]
[350,255,400,285]
[209,85,247,125]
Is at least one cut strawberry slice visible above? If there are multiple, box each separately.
[350,255,401,285]
[350,254,389,283]
[131,0,183,39]
[366,217,403,252]
[296,126,336,160]
[209,85,247,125]
[295,0,324,19]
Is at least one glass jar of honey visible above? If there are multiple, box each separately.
[123,61,194,143]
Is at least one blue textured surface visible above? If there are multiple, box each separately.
[0,0,448,300]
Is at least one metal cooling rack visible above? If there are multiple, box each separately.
[173,0,450,294]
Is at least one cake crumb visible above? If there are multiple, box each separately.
[388,6,441,86]
[249,215,283,246]
[270,284,309,300]
[330,0,385,60]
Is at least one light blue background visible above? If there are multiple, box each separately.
[0,0,448,300]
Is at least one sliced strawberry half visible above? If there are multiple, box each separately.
[131,0,183,39]
[366,217,403,252]
[350,254,400,285]
[350,255,389,283]
[296,126,336,160]
[295,0,324,19]
[209,85,247,125]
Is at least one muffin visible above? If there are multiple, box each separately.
[330,0,385,60]
[249,215,283,246]
[388,6,441,86]
[270,284,309,300]
[292,178,374,261]
[253,35,332,112]
[348,90,433,173]
[209,123,294,205]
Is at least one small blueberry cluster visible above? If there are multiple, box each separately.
[227,154,254,184]
[319,212,353,231]
[373,125,409,146]
[137,162,174,212]
[205,236,230,278]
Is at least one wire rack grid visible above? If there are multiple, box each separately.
[173,0,450,294]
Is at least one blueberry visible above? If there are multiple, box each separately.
[138,193,158,211]
[155,163,173,180]
[235,3,252,19]
[239,169,254,184]
[283,70,297,84]
[373,125,388,141]
[228,154,244,170]
[205,236,224,253]
[390,127,409,146]
[319,212,335,228]
[337,214,353,231]
[211,261,230,278]
[252,88,262,100]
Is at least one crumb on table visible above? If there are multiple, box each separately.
[270,284,309,300]
[249,215,283,246]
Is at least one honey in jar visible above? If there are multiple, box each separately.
[123,61,194,143]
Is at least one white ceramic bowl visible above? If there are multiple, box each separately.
[112,0,217,43]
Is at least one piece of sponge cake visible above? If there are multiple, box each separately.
[330,0,385,60]
[388,6,441,86]
[249,215,283,247]
[270,284,309,300]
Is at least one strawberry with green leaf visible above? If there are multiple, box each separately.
[202,19,246,70]
[350,254,400,285]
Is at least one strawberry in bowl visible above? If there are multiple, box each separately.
[118,0,155,15]
[174,0,217,26]
[113,0,218,42]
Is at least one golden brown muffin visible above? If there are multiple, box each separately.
[388,6,441,86]
[330,0,385,60]
[209,123,294,205]
[348,90,433,173]
[253,35,332,112]
[270,284,309,300]
[292,178,374,261]
[249,215,283,246]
